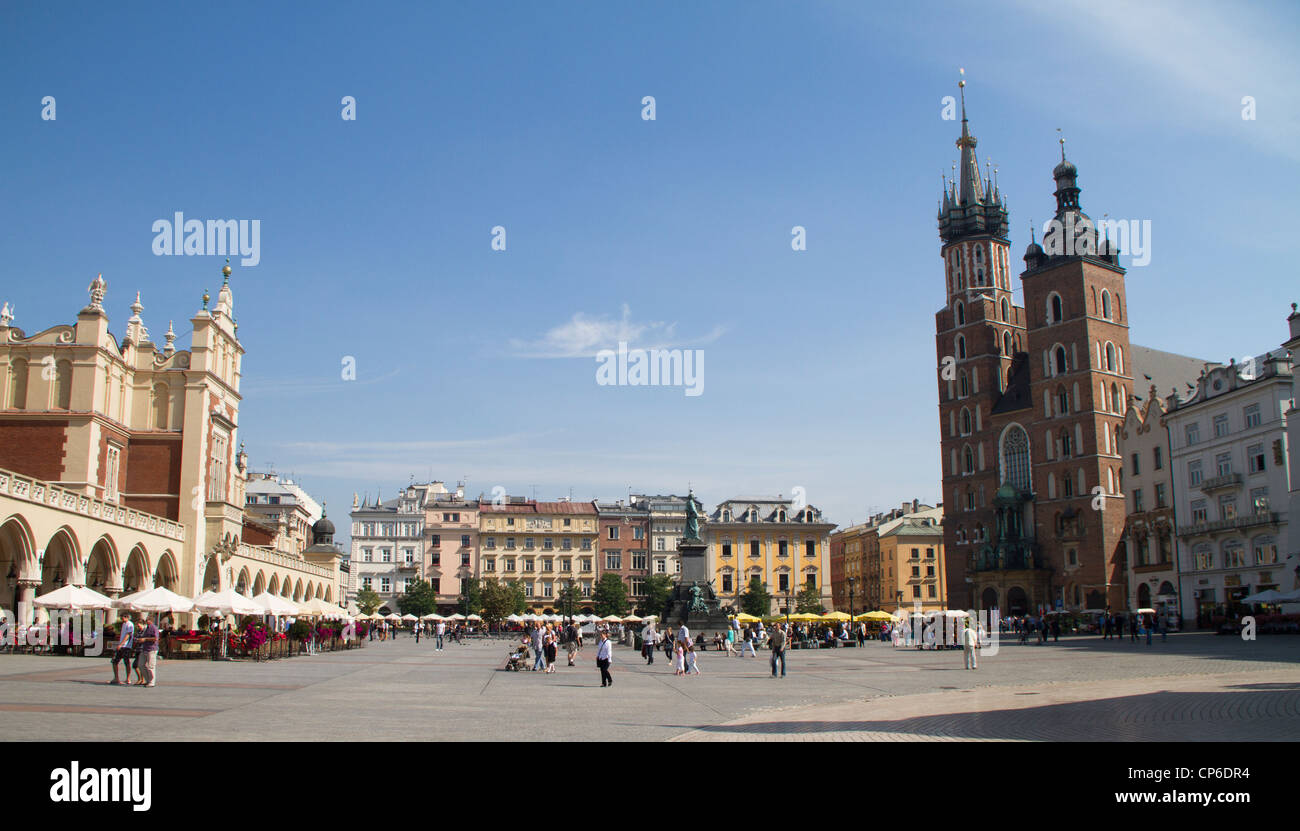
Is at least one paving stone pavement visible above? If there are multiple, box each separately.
[0,632,1295,741]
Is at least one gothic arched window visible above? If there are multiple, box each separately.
[1105,343,1116,372]
[1101,290,1112,320]
[957,335,967,360]
[1050,293,1063,323]
[1001,298,1009,322]
[956,302,965,326]
[1000,425,1030,491]
[1054,347,1068,375]
[961,407,972,434]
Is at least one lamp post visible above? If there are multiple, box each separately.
[848,576,856,631]
[565,578,575,625]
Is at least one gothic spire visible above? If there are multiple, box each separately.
[956,77,984,206]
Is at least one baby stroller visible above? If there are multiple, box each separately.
[506,644,532,671]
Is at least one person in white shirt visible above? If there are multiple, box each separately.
[962,621,980,669]
[595,631,614,687]
[436,620,446,651]
[641,623,658,665]
[677,623,690,649]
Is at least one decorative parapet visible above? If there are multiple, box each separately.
[0,466,186,542]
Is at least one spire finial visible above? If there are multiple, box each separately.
[958,67,967,121]
[1030,220,1036,245]
[222,257,231,285]
[201,289,209,311]
[1057,127,1066,162]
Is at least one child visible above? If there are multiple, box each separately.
[673,641,685,676]
[687,643,700,675]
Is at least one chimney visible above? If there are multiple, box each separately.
[913,498,920,512]
[1288,302,1300,343]
[900,501,911,515]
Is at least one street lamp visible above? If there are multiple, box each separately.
[565,578,575,625]
[848,576,856,628]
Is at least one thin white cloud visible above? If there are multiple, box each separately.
[508,304,725,358]
[1009,0,1300,162]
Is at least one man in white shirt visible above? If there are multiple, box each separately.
[435,620,446,651]
[678,622,690,649]
[595,631,614,687]
[641,622,658,665]
[962,621,980,669]
[109,614,135,685]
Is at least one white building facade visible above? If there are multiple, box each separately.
[1165,334,1292,628]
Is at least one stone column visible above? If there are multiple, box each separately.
[15,580,39,627]
[105,586,122,624]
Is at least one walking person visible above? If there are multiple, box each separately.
[686,642,700,675]
[436,619,446,651]
[595,630,613,687]
[641,621,657,665]
[740,625,758,657]
[1130,613,1139,643]
[1051,617,1060,642]
[544,624,558,673]
[531,624,546,672]
[1145,614,1153,646]
[769,622,787,678]
[109,613,135,685]
[724,627,736,657]
[962,620,979,670]
[566,622,579,667]
[135,614,159,687]
[1158,614,1167,642]
[673,639,685,675]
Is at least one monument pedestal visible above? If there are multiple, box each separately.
[665,538,731,643]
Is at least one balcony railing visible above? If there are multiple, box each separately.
[0,467,186,542]
[1199,473,1242,493]
[1177,511,1279,537]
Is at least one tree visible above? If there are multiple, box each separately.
[795,584,825,614]
[479,580,512,625]
[397,579,437,618]
[638,574,674,618]
[461,577,484,615]
[741,576,771,617]
[356,588,383,615]
[593,573,630,617]
[556,582,581,619]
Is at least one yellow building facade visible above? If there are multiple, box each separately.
[479,500,597,612]
[706,497,835,613]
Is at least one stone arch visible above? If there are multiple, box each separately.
[980,587,999,611]
[252,571,266,596]
[1136,583,1151,608]
[281,575,293,598]
[235,567,251,595]
[85,535,120,591]
[122,544,150,594]
[0,515,38,615]
[267,573,280,596]
[154,550,179,590]
[1006,586,1028,615]
[315,584,324,599]
[41,526,81,593]
[293,578,304,601]
[324,585,332,602]
[201,556,221,593]
[304,581,315,601]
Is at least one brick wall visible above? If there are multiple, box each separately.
[123,436,183,519]
[0,419,69,481]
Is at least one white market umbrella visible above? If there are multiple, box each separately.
[421,613,444,621]
[448,613,467,621]
[252,592,299,616]
[601,614,622,622]
[622,614,643,623]
[506,614,522,622]
[384,613,402,622]
[34,584,115,612]
[467,613,482,621]
[1241,589,1283,604]
[1275,587,1300,602]
[401,613,419,622]
[192,588,261,617]
[114,586,194,614]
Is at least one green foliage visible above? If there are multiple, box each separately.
[480,580,528,623]
[356,588,383,615]
[556,582,581,615]
[397,579,438,618]
[593,573,630,617]
[462,578,484,614]
[795,584,825,614]
[741,576,771,617]
[288,619,313,640]
[639,574,674,618]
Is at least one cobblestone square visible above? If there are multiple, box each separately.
[0,631,1295,742]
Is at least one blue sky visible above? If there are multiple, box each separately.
[3,1,1298,540]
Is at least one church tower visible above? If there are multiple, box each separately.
[1019,140,1132,611]
[934,81,1030,610]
